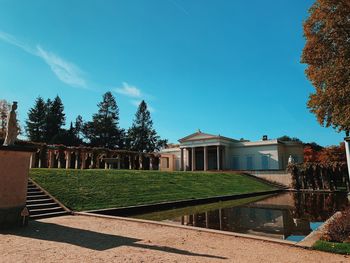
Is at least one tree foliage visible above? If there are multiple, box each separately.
[0,99,10,138]
[302,0,350,135]
[127,100,167,152]
[25,97,47,142]
[83,92,124,148]
[277,135,303,143]
[45,96,66,143]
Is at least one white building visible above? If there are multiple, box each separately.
[159,130,304,172]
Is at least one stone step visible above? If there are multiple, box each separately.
[29,211,69,220]
[27,194,48,200]
[29,206,64,215]
[26,198,53,204]
[27,189,43,194]
[26,202,58,209]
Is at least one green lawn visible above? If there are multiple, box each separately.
[313,240,350,255]
[29,168,276,211]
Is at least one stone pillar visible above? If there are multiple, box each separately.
[90,154,95,169]
[81,153,86,169]
[180,148,184,171]
[65,151,71,169]
[191,147,196,171]
[96,157,100,169]
[75,153,79,169]
[204,146,208,171]
[222,146,225,170]
[104,161,108,170]
[30,152,36,168]
[48,151,55,168]
[216,146,220,171]
[139,155,143,170]
[117,155,121,169]
[57,152,62,169]
[345,137,350,182]
[129,155,133,169]
[149,156,153,170]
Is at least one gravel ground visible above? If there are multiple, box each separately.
[0,215,348,263]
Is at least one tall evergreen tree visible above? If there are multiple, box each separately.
[127,100,167,152]
[25,97,47,142]
[83,92,124,148]
[45,96,66,143]
[74,115,83,141]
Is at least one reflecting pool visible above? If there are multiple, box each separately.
[130,192,349,242]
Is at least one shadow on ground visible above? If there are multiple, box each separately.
[1,220,226,260]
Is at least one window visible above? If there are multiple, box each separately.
[246,156,253,170]
[261,155,269,170]
[232,156,240,169]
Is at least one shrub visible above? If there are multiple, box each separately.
[322,207,350,243]
[287,162,349,191]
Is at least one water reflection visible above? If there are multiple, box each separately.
[134,192,349,242]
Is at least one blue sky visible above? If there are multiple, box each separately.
[0,0,345,146]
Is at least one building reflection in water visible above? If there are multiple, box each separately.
[174,192,348,241]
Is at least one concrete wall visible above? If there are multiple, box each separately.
[0,150,31,209]
[246,170,292,187]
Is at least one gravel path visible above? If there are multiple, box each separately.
[0,215,348,263]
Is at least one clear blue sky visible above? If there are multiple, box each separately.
[0,0,344,146]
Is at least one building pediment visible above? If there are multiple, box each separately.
[179,130,238,143]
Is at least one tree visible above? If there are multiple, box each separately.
[127,100,167,152]
[25,97,47,142]
[302,0,350,135]
[277,135,303,143]
[74,115,83,141]
[83,92,124,148]
[0,99,10,138]
[317,143,346,163]
[45,96,66,143]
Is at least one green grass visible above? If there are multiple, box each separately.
[313,240,350,255]
[29,168,276,211]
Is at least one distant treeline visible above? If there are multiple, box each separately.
[1,92,167,152]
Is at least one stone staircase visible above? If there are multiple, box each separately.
[27,179,71,219]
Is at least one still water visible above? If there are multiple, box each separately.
[131,192,349,242]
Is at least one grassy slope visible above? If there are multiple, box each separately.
[30,169,275,211]
[313,240,350,255]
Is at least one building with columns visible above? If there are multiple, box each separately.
[159,130,304,172]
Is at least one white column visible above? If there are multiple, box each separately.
[75,153,79,169]
[65,152,71,169]
[117,155,121,169]
[345,137,350,182]
[149,157,153,170]
[30,153,36,168]
[191,147,196,171]
[217,146,221,171]
[180,148,184,171]
[139,155,143,170]
[129,155,132,169]
[204,146,208,171]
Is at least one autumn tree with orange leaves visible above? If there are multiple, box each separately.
[302,0,350,136]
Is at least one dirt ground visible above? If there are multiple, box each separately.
[0,215,348,263]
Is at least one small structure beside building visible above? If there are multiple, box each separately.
[159,130,304,172]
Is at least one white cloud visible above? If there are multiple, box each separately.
[115,82,142,98]
[0,30,87,89]
[36,46,86,88]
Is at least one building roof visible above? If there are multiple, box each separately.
[178,130,238,143]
